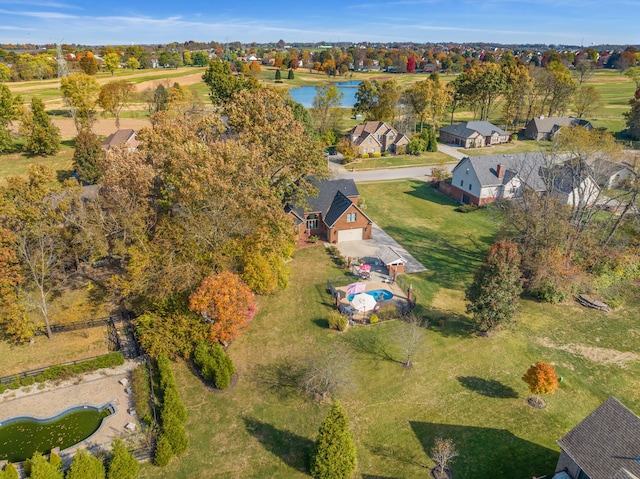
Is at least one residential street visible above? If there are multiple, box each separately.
[328,142,464,182]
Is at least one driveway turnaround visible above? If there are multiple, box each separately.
[332,222,426,274]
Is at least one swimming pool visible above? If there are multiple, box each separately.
[347,289,394,302]
[0,404,113,463]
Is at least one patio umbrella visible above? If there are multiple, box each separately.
[351,293,377,313]
[359,264,371,272]
[346,282,366,294]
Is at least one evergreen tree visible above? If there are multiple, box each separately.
[73,129,105,184]
[465,241,523,332]
[275,69,281,81]
[310,401,357,479]
[153,434,174,467]
[0,84,20,153]
[107,438,139,479]
[624,86,640,140]
[288,69,294,80]
[29,452,63,479]
[20,97,61,156]
[66,449,106,479]
[1,463,19,479]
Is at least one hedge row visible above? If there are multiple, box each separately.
[153,355,189,467]
[0,352,125,394]
[131,364,154,426]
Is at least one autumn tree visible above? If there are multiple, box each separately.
[103,52,121,75]
[107,438,140,479]
[0,165,69,338]
[353,79,400,122]
[99,80,134,129]
[404,76,452,130]
[522,361,559,408]
[312,85,344,134]
[573,85,602,118]
[19,97,61,156]
[0,227,32,342]
[125,57,140,71]
[574,60,595,85]
[67,449,106,479]
[189,271,256,344]
[431,437,458,477]
[78,51,98,75]
[202,60,259,107]
[72,129,105,184]
[310,401,357,479]
[465,241,523,332]
[625,66,640,89]
[61,73,101,132]
[502,63,533,128]
[451,63,506,121]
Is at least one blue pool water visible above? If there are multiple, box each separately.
[288,81,361,108]
[347,290,394,302]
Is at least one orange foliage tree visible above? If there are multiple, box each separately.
[521,361,559,406]
[189,271,256,344]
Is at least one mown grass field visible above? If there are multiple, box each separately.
[348,151,453,170]
[455,139,552,157]
[134,180,640,478]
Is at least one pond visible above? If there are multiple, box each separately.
[288,81,361,108]
[0,404,113,463]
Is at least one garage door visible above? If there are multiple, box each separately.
[337,228,364,242]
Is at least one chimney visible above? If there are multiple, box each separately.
[497,164,504,179]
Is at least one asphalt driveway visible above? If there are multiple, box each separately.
[332,222,426,274]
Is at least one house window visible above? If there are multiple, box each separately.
[368,138,372,143]
[364,148,368,154]
[460,180,464,187]
[468,183,472,191]
[347,213,357,223]
[306,215,318,230]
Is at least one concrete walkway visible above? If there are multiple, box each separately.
[332,222,426,274]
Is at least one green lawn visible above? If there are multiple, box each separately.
[455,140,551,157]
[136,180,639,478]
[349,151,454,170]
[0,144,74,186]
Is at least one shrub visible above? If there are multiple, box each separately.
[131,364,153,426]
[369,314,379,324]
[328,311,349,331]
[2,462,18,479]
[8,379,20,390]
[35,374,47,383]
[193,343,235,390]
[532,278,568,304]
[456,203,479,213]
[381,151,389,157]
[309,235,319,244]
[511,133,518,141]
[66,449,104,479]
[372,152,381,157]
[361,153,370,159]
[49,452,62,471]
[0,383,7,394]
[163,418,189,456]
[21,376,35,387]
[107,438,139,479]
[376,305,398,321]
[326,246,340,257]
[153,434,174,467]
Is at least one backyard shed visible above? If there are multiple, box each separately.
[378,247,407,277]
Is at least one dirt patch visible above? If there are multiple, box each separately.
[132,72,204,92]
[52,118,151,140]
[538,337,640,368]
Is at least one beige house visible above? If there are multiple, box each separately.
[439,121,509,148]
[347,122,409,156]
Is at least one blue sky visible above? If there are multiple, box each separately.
[0,0,638,46]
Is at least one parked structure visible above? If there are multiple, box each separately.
[286,178,373,243]
[347,122,409,156]
[554,397,640,479]
[378,246,407,277]
[439,121,509,148]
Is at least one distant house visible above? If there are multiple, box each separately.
[447,153,599,207]
[286,178,373,243]
[554,397,640,479]
[439,121,509,148]
[523,116,593,141]
[347,122,410,156]
[599,160,634,189]
[101,129,140,151]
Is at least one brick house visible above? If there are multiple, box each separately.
[439,121,509,148]
[286,178,373,243]
[347,122,409,156]
[554,397,640,479]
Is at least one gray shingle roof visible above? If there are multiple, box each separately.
[453,153,548,191]
[441,121,507,139]
[288,178,361,223]
[378,246,406,265]
[557,397,640,479]
[101,129,138,149]
[529,116,592,135]
[324,190,354,227]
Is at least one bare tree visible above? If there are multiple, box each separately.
[396,313,426,368]
[431,437,458,476]
[302,347,353,400]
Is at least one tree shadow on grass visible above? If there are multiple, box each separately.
[312,317,329,329]
[457,376,519,399]
[249,358,307,400]
[410,422,558,478]
[404,181,459,206]
[424,309,474,338]
[56,168,74,183]
[243,417,313,474]
[341,327,400,364]
[365,441,428,470]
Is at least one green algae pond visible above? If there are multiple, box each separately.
[0,405,112,462]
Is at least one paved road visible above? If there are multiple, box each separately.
[328,143,465,182]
